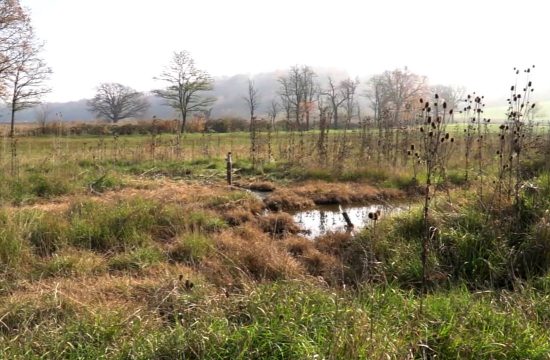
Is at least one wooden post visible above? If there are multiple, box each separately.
[226,152,233,185]
[339,205,354,228]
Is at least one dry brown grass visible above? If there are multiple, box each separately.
[257,212,302,237]
[244,181,276,192]
[294,181,405,205]
[212,228,303,282]
[262,181,404,211]
[263,189,315,211]
[315,231,354,257]
[222,208,254,226]
[281,237,341,283]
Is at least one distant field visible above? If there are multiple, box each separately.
[480,100,550,122]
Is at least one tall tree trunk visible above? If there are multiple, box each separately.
[10,102,16,138]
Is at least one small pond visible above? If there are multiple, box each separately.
[292,204,403,239]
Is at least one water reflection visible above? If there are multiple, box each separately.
[292,204,401,239]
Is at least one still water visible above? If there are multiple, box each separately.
[292,204,402,239]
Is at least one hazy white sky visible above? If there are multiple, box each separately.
[20,0,550,102]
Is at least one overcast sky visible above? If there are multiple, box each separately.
[20,0,549,103]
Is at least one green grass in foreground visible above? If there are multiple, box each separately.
[0,281,549,359]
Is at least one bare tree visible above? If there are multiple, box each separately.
[266,100,278,127]
[340,77,359,127]
[244,79,261,167]
[6,33,51,137]
[243,79,260,127]
[336,77,359,168]
[87,83,149,123]
[364,74,388,121]
[278,65,316,130]
[153,50,215,133]
[0,0,29,96]
[382,67,428,125]
[321,76,346,129]
[34,102,49,134]
[430,84,466,115]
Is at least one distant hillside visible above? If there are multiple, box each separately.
[0,69,348,123]
[2,69,548,124]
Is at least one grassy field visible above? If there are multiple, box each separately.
[0,118,549,359]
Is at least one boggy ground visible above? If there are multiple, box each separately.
[1,173,550,359]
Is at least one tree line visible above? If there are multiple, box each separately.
[1,1,466,135]
[88,53,466,134]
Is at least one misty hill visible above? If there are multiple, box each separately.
[0,69,353,123]
[2,69,548,123]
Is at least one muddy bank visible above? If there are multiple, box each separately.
[263,181,406,211]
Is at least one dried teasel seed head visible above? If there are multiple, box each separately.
[440,137,445,143]
[445,133,449,139]
[450,138,454,142]
[368,212,374,219]
[428,131,433,137]
[419,98,424,103]
[435,93,439,99]
[443,102,447,109]
[407,150,412,155]
[449,109,453,115]
[411,144,415,150]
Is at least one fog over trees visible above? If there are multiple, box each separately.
[2,66,549,124]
